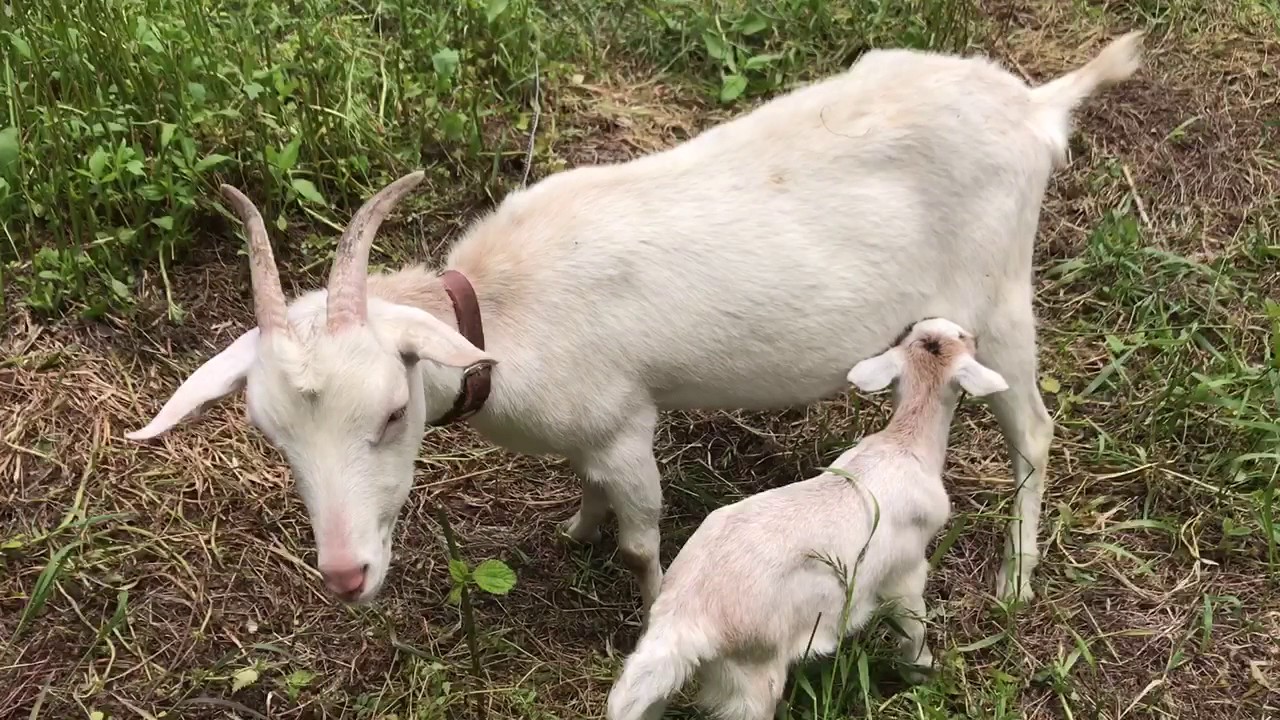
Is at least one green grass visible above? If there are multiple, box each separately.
[0,0,978,319]
[1,0,550,317]
[1045,193,1280,576]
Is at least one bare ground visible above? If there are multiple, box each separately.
[3,3,1279,719]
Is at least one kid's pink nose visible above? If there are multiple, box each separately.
[320,563,367,598]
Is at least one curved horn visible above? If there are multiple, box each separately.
[326,170,426,332]
[221,185,288,335]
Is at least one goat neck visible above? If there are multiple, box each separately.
[883,368,961,476]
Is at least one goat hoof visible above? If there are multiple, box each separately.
[557,518,602,546]
[901,666,932,685]
[899,655,935,684]
[995,558,1036,604]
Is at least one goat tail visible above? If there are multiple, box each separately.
[1031,30,1144,112]
[606,620,711,720]
[1028,31,1144,164]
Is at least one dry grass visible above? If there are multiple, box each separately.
[4,1,1280,719]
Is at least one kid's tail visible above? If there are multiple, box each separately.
[606,622,711,720]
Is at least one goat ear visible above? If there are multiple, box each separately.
[952,355,1009,397]
[383,304,495,369]
[847,347,905,393]
[126,328,260,440]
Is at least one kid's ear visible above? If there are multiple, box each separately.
[847,347,905,393]
[951,355,1009,397]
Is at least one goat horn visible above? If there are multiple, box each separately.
[220,185,289,335]
[326,170,426,332]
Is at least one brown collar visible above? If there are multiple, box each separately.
[429,270,493,426]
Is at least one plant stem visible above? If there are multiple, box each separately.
[435,505,483,679]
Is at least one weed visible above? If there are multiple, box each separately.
[1047,203,1280,572]
[2,0,549,317]
[437,505,518,679]
[280,668,317,702]
[626,0,978,103]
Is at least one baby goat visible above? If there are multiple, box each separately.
[607,318,1008,720]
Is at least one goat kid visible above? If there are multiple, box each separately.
[126,33,1142,607]
[606,318,1008,720]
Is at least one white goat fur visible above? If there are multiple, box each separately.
[605,318,1008,720]
[127,33,1143,607]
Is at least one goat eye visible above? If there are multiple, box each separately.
[386,407,406,426]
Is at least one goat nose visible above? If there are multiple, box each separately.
[320,563,368,597]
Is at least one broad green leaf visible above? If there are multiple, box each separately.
[88,147,110,178]
[702,31,728,61]
[736,14,769,35]
[432,48,460,80]
[8,33,33,60]
[277,135,302,172]
[243,81,265,100]
[110,278,131,300]
[135,19,164,54]
[290,178,325,205]
[440,111,466,142]
[284,669,315,700]
[0,127,18,177]
[719,75,748,103]
[194,153,232,173]
[151,216,174,230]
[448,558,470,585]
[125,160,145,176]
[472,559,516,595]
[231,667,259,693]
[159,123,176,150]
[744,53,782,70]
[187,82,207,104]
[485,0,509,22]
[285,669,316,688]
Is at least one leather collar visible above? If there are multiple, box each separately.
[429,270,493,426]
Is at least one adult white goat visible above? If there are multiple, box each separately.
[127,32,1143,608]
[606,317,1008,720]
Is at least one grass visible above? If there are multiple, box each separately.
[0,0,972,318]
[2,0,1279,718]
[1,0,551,318]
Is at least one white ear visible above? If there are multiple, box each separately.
[126,328,260,440]
[951,355,1009,397]
[847,347,905,393]
[381,303,495,369]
